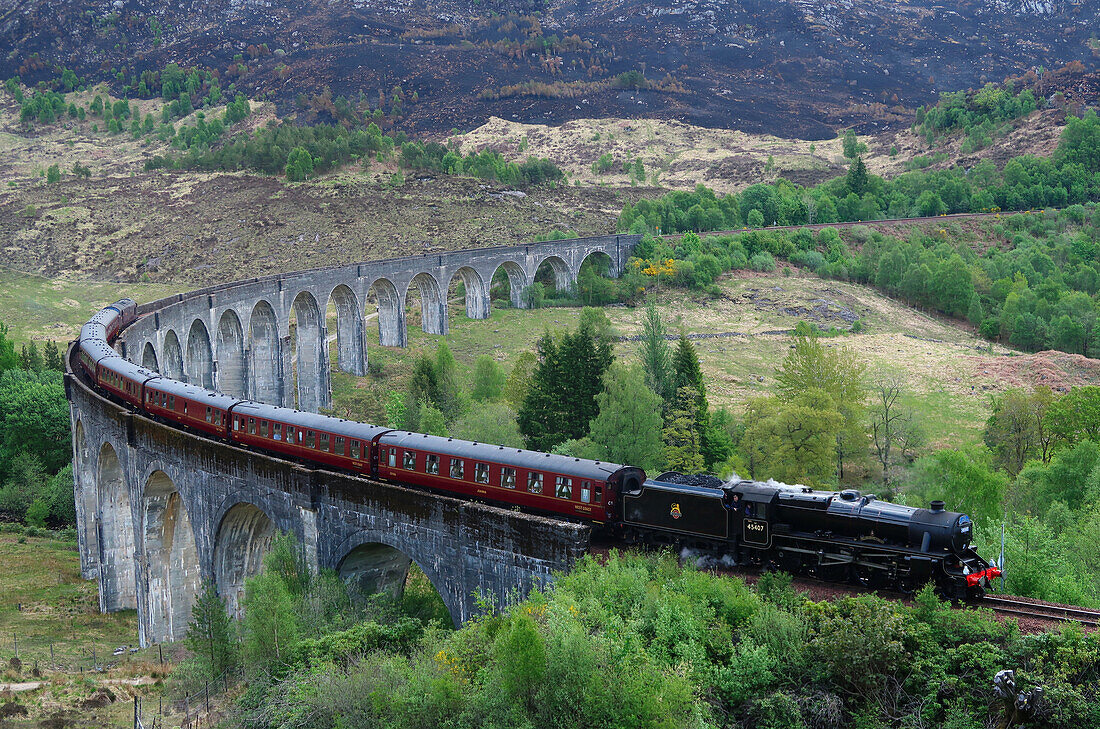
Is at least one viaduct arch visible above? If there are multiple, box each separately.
[69,233,636,645]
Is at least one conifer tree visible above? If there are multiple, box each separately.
[518,321,612,451]
[186,582,237,679]
[663,387,705,473]
[640,300,673,403]
[671,334,710,446]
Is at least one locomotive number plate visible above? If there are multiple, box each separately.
[743,518,770,546]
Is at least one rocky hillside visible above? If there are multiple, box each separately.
[2,0,1098,137]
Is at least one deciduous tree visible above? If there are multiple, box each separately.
[588,364,664,471]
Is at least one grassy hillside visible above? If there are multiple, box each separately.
[452,108,1072,194]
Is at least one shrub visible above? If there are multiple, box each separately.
[749,252,776,272]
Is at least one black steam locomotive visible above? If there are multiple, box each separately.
[617,473,1000,599]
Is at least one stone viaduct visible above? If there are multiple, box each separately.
[67,233,639,645]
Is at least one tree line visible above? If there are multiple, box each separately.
[618,110,1100,234]
[610,204,1100,358]
[0,327,74,530]
[914,82,1038,152]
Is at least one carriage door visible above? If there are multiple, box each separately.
[742,502,771,548]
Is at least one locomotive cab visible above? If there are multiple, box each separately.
[724,482,777,550]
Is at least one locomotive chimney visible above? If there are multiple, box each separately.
[930,500,945,512]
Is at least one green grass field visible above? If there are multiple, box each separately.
[0,531,147,671]
[0,267,183,345]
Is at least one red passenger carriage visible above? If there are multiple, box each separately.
[375,431,644,521]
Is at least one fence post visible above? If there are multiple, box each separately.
[205,682,210,715]
[12,631,16,657]
[133,696,139,729]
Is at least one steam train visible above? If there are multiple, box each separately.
[77,299,1002,599]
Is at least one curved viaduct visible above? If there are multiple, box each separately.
[67,234,639,645]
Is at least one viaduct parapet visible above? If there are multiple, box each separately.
[68,233,639,645]
[119,234,636,413]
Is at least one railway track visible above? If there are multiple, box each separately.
[981,595,1100,627]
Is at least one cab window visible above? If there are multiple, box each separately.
[528,472,543,494]
[403,451,416,470]
[474,463,489,484]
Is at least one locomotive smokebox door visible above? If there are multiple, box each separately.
[743,518,770,547]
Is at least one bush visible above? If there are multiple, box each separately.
[749,251,776,272]
[790,250,825,271]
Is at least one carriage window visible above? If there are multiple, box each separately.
[321,433,330,451]
[335,436,344,454]
[146,391,152,403]
[306,431,316,448]
[555,476,572,499]
[388,449,397,468]
[286,425,295,443]
[234,417,240,431]
[474,463,489,484]
[183,401,188,414]
[206,406,213,423]
[351,440,361,459]
[248,417,256,435]
[581,481,591,503]
[273,423,282,441]
[502,467,516,489]
[528,472,543,494]
[168,395,175,410]
[595,485,603,502]
[450,458,464,479]
[426,454,439,474]
[403,451,416,470]
[260,421,269,437]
